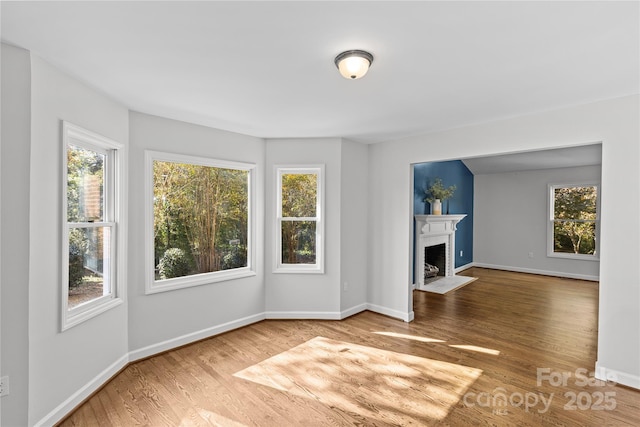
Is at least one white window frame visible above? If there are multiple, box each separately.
[62,121,126,331]
[145,150,256,294]
[547,182,600,261]
[274,165,325,274]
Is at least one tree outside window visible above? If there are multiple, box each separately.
[281,173,317,264]
[275,166,324,273]
[146,151,255,294]
[153,161,249,278]
[550,184,598,258]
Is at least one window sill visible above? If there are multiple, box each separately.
[146,268,256,294]
[547,252,599,262]
[273,266,325,274]
[62,297,123,331]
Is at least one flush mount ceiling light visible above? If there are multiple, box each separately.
[334,50,374,80]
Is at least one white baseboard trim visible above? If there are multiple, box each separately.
[454,263,475,274]
[366,303,413,322]
[129,312,266,362]
[595,362,640,390]
[266,304,411,323]
[472,262,599,282]
[265,311,342,320]
[265,303,371,320]
[341,303,368,319]
[34,353,129,427]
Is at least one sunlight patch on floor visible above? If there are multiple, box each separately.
[180,409,247,426]
[449,344,500,355]
[373,331,446,343]
[373,331,501,356]
[233,336,482,424]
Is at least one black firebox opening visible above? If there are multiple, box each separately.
[425,243,446,280]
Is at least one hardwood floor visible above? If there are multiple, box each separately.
[59,268,640,426]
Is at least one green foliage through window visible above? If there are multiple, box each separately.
[281,220,317,264]
[279,171,319,266]
[66,143,110,310]
[282,173,317,217]
[153,160,249,280]
[552,186,597,255]
[158,248,192,279]
[67,144,105,223]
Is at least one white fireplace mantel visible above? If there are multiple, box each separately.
[415,214,467,288]
[415,214,467,236]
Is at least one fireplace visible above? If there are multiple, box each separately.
[415,214,466,289]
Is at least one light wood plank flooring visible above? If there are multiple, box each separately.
[59,268,640,426]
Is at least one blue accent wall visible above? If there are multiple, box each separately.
[414,160,474,268]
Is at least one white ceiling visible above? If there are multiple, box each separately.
[461,144,602,175]
[1,1,638,144]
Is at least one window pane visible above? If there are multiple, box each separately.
[68,226,110,309]
[281,220,316,264]
[553,220,596,255]
[67,144,105,222]
[282,173,317,218]
[153,161,249,280]
[554,186,597,220]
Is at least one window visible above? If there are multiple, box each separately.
[275,166,324,273]
[62,122,124,330]
[548,183,599,260]
[145,151,255,294]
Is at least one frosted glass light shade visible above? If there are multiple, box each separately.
[335,50,374,80]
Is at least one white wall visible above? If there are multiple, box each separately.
[127,112,265,356]
[27,54,131,424]
[340,139,369,314]
[368,96,639,388]
[264,138,342,317]
[474,165,601,280]
[1,43,31,427]
[367,148,415,321]
[264,137,369,319]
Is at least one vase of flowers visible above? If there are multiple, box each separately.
[424,178,456,215]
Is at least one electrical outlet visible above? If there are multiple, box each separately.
[343,282,349,292]
[459,250,463,257]
[528,252,534,258]
[0,376,9,397]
